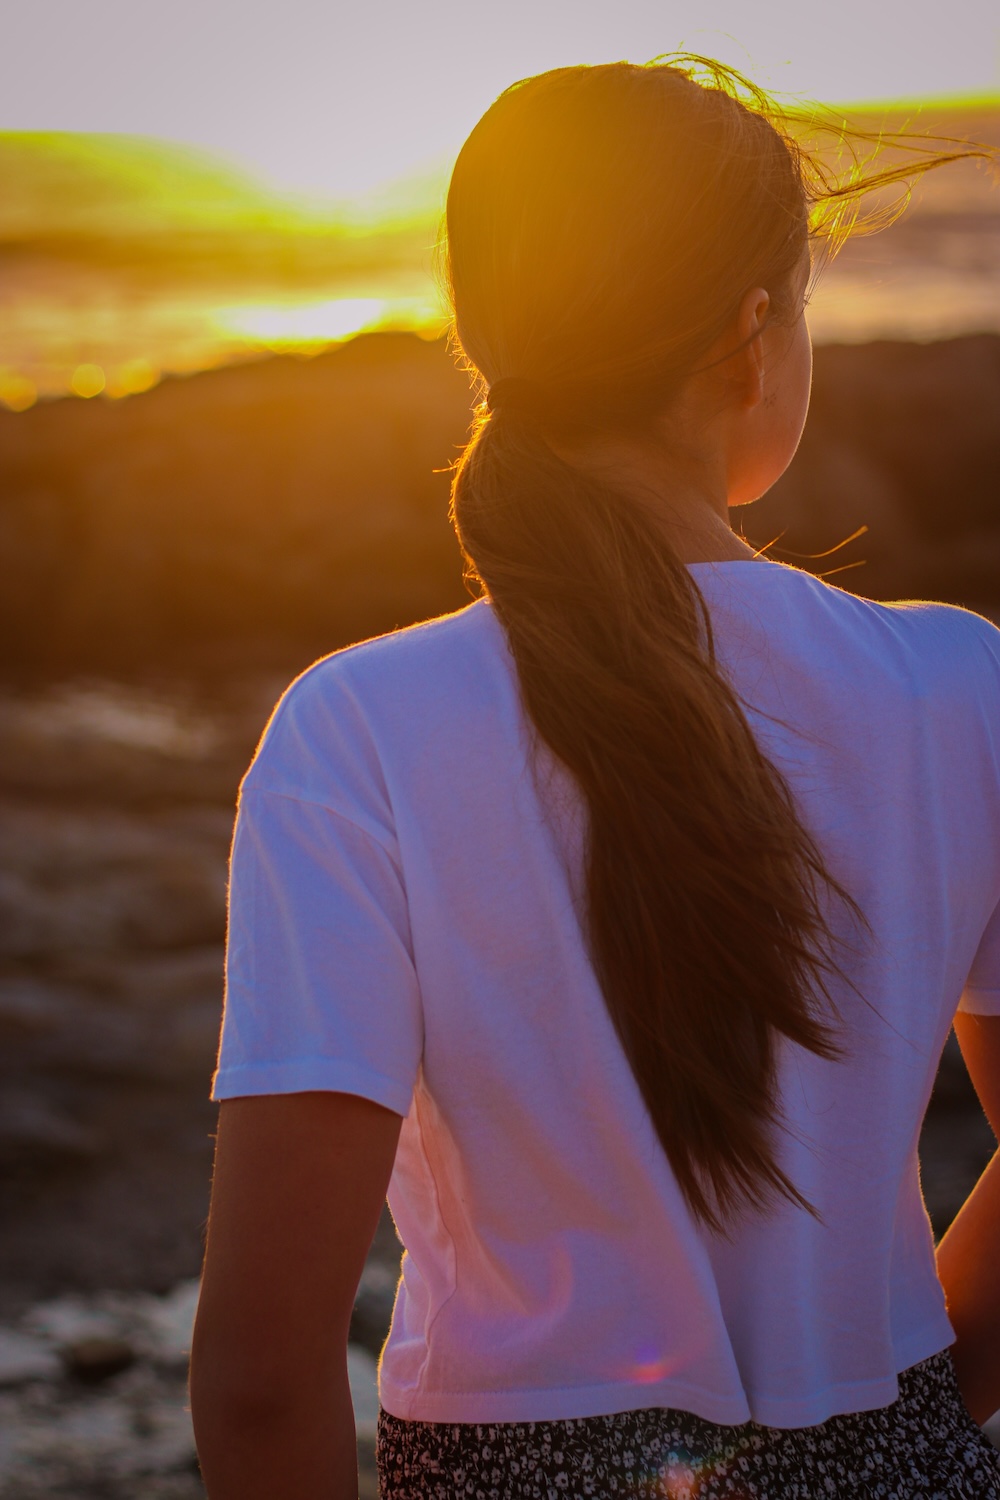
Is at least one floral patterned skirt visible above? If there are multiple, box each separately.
[377,1349,1000,1498]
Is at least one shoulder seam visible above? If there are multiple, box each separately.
[239,783,398,861]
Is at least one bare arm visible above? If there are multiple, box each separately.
[190,1092,402,1500]
[936,1013,1000,1424]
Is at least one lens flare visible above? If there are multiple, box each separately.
[622,1436,758,1498]
[627,1343,686,1385]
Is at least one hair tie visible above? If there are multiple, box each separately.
[486,376,541,418]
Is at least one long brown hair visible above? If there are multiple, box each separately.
[445,59,984,1231]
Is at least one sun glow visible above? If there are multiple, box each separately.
[0,6,996,406]
[211,293,448,352]
[213,297,386,348]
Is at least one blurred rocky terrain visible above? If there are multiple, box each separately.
[745,332,1000,599]
[0,672,402,1495]
[2,330,1000,678]
[0,329,997,1493]
[0,332,470,679]
[0,1274,384,1497]
[0,677,255,1313]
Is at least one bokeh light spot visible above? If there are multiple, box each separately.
[109,358,160,398]
[71,363,106,398]
[0,372,38,413]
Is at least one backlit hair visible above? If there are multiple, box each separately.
[445,59,983,1229]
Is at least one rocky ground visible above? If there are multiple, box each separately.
[0,675,399,1496]
[0,1273,386,1498]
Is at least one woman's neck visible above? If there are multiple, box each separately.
[652,501,758,563]
[553,433,757,564]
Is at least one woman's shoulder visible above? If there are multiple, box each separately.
[702,562,1000,732]
[827,582,1000,686]
[296,596,496,684]
[269,597,507,730]
[748,561,1000,677]
[240,600,506,809]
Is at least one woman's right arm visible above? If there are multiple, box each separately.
[935,1013,1000,1424]
[190,1091,401,1499]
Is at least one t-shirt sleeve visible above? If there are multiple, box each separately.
[959,898,1000,1016]
[212,785,423,1114]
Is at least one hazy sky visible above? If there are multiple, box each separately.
[3,0,998,201]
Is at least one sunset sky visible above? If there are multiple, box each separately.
[4,0,998,204]
[1,0,997,410]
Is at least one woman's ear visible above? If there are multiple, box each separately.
[734,287,771,410]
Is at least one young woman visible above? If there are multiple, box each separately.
[190,60,1000,1498]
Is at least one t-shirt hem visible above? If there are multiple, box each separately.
[211,1058,412,1116]
[379,1316,956,1429]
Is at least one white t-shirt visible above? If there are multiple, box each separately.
[214,559,1000,1429]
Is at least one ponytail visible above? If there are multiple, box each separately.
[441,54,984,1226]
[452,407,846,1230]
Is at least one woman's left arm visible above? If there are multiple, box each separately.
[190,1091,402,1500]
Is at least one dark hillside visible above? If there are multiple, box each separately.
[1,331,999,679]
[749,333,1000,599]
[0,332,471,677]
